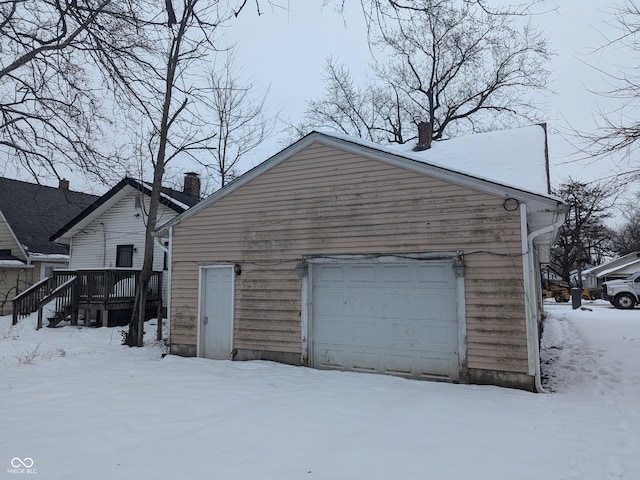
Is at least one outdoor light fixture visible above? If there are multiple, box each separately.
[234,263,242,276]
[452,254,465,278]
[295,258,308,278]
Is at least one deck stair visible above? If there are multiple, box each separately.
[12,270,162,329]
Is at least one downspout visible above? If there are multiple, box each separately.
[522,204,566,393]
[100,222,107,268]
[154,227,173,347]
[155,234,169,254]
[69,237,73,269]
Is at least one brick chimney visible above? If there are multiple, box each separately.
[183,172,200,199]
[59,178,70,190]
[413,121,432,151]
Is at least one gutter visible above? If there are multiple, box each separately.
[155,234,169,254]
[523,204,567,393]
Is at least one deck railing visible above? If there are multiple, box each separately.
[12,277,54,325]
[72,270,162,305]
[12,270,162,326]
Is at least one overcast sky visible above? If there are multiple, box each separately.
[221,0,634,193]
[3,0,635,207]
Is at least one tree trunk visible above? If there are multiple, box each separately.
[126,8,187,346]
[127,162,163,346]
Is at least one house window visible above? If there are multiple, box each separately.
[116,245,134,268]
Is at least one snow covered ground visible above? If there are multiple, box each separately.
[1,301,638,480]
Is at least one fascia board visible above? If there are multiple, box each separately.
[51,185,134,243]
[156,131,565,236]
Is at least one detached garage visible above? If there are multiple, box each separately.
[158,126,567,391]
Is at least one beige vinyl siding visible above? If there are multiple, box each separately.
[171,142,527,373]
[0,213,31,315]
[0,267,35,316]
[0,212,26,261]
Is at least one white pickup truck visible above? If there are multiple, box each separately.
[602,272,640,309]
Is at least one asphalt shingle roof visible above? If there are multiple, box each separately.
[159,185,200,209]
[49,177,200,243]
[0,177,99,256]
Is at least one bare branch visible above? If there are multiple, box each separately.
[569,0,640,186]
[301,0,550,144]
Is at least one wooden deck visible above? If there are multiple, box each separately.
[12,269,162,328]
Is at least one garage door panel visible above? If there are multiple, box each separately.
[416,263,451,283]
[312,262,460,380]
[316,265,345,282]
[381,264,412,282]
[351,265,377,282]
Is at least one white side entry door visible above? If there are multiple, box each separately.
[200,266,234,360]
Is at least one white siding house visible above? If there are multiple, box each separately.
[53,176,200,267]
[48,176,201,321]
[67,189,176,272]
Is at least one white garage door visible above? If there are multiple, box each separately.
[311,262,460,380]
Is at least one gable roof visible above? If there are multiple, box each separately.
[50,177,200,244]
[157,126,564,237]
[584,251,640,278]
[0,177,99,257]
[365,124,551,197]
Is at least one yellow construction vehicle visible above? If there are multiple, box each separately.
[542,279,571,302]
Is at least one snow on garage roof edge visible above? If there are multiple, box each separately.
[156,125,561,236]
[324,124,551,198]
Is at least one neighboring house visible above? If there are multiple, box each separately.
[158,125,567,392]
[43,174,201,326]
[583,251,640,290]
[0,177,98,315]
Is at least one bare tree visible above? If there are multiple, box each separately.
[301,0,551,144]
[0,0,153,183]
[289,59,407,143]
[125,0,267,346]
[573,0,640,186]
[201,51,273,189]
[550,179,617,285]
[124,0,219,346]
[0,270,13,316]
[611,193,640,255]
[339,0,554,32]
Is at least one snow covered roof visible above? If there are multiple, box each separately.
[0,257,26,267]
[157,125,565,238]
[596,258,640,278]
[27,253,69,261]
[326,124,551,197]
[584,252,640,277]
